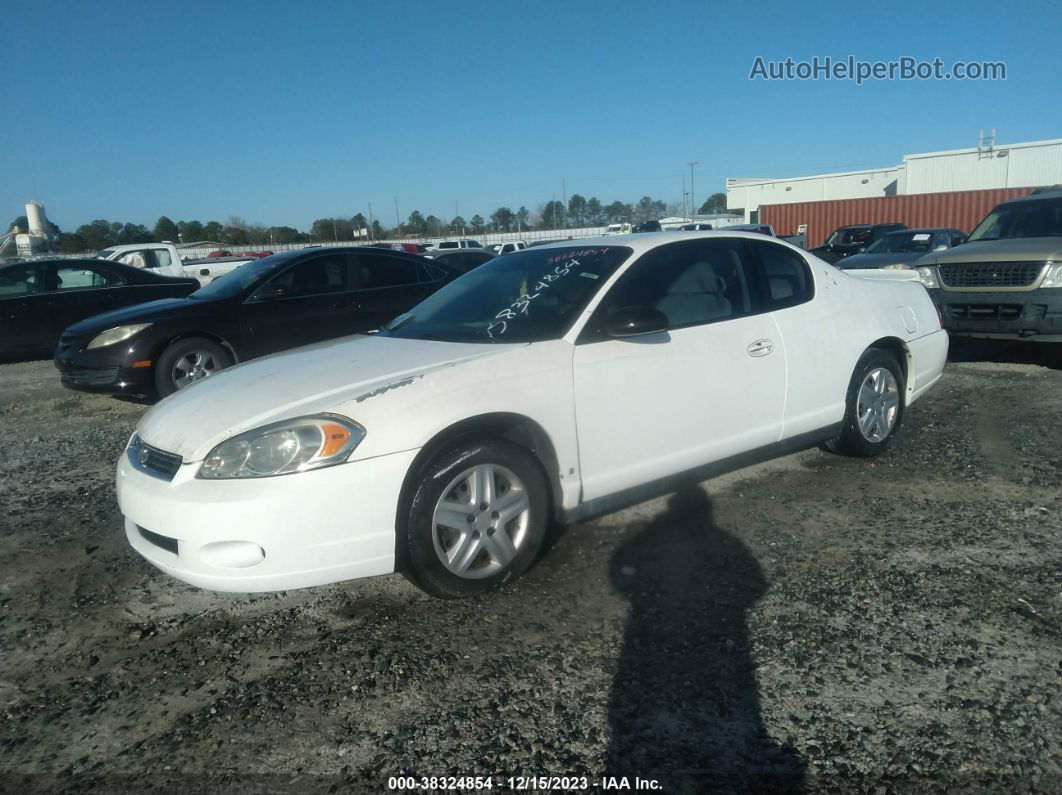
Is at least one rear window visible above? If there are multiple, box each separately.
[749,241,813,309]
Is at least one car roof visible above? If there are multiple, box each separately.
[999,190,1062,206]
[884,227,961,235]
[528,229,809,255]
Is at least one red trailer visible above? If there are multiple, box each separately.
[759,187,1039,249]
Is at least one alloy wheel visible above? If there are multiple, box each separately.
[431,463,531,579]
[856,367,900,442]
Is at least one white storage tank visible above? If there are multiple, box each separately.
[26,201,49,239]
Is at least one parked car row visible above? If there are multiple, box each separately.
[804,187,1062,341]
[54,247,462,396]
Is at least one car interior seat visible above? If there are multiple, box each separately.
[656,260,732,327]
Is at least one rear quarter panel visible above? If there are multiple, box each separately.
[771,257,946,438]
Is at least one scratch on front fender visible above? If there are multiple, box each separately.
[353,373,425,403]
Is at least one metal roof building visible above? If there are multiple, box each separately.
[727,137,1062,222]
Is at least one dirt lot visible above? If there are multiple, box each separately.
[0,344,1060,793]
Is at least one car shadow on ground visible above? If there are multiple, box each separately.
[947,338,1061,371]
[606,487,806,794]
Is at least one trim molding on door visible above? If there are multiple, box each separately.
[557,424,841,524]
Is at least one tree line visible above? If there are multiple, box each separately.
[9,192,729,253]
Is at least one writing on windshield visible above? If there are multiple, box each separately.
[486,248,608,338]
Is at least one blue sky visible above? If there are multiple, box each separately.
[2,0,1060,232]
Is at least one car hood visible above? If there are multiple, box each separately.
[64,296,220,335]
[837,251,925,269]
[918,237,1062,266]
[136,334,525,461]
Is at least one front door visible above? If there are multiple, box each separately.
[572,238,786,502]
[239,251,362,358]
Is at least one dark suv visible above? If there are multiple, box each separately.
[915,189,1062,341]
[809,223,908,264]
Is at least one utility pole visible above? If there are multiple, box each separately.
[368,203,375,242]
[394,197,402,238]
[682,173,687,220]
[332,218,338,243]
[561,178,567,229]
[688,161,699,220]
[455,200,459,237]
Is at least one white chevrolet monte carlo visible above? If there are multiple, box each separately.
[118,232,948,598]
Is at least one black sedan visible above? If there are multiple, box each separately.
[55,246,459,397]
[0,258,199,361]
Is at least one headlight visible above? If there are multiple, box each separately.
[86,323,153,350]
[1041,262,1062,288]
[882,263,912,270]
[916,266,940,288]
[197,415,365,479]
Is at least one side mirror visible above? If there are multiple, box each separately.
[933,244,948,251]
[252,284,290,301]
[605,306,669,338]
[199,268,210,276]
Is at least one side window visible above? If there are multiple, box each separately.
[154,248,173,269]
[0,265,40,297]
[597,239,752,330]
[750,241,813,310]
[55,265,128,290]
[266,254,349,297]
[355,254,420,289]
[116,249,150,268]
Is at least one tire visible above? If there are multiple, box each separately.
[400,439,549,599]
[826,348,905,457]
[154,337,233,397]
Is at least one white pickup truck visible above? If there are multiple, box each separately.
[97,243,256,286]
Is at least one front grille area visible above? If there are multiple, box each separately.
[138,526,178,555]
[939,261,1045,289]
[60,366,119,385]
[127,434,183,481]
[946,303,1023,321]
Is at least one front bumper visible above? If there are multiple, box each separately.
[117,443,419,592]
[928,287,1062,341]
[54,335,156,394]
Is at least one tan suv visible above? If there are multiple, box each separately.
[915,188,1062,341]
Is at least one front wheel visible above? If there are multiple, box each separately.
[400,439,549,598]
[154,337,233,397]
[826,349,905,457]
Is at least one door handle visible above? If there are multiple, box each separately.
[747,338,775,357]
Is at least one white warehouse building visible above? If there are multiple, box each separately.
[726,136,1062,222]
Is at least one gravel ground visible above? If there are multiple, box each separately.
[0,344,1059,794]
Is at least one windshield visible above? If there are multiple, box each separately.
[968,197,1062,241]
[189,251,299,298]
[380,245,632,343]
[864,231,941,254]
[97,249,116,259]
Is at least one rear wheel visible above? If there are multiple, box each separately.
[827,349,905,457]
[154,337,233,397]
[400,439,548,598]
